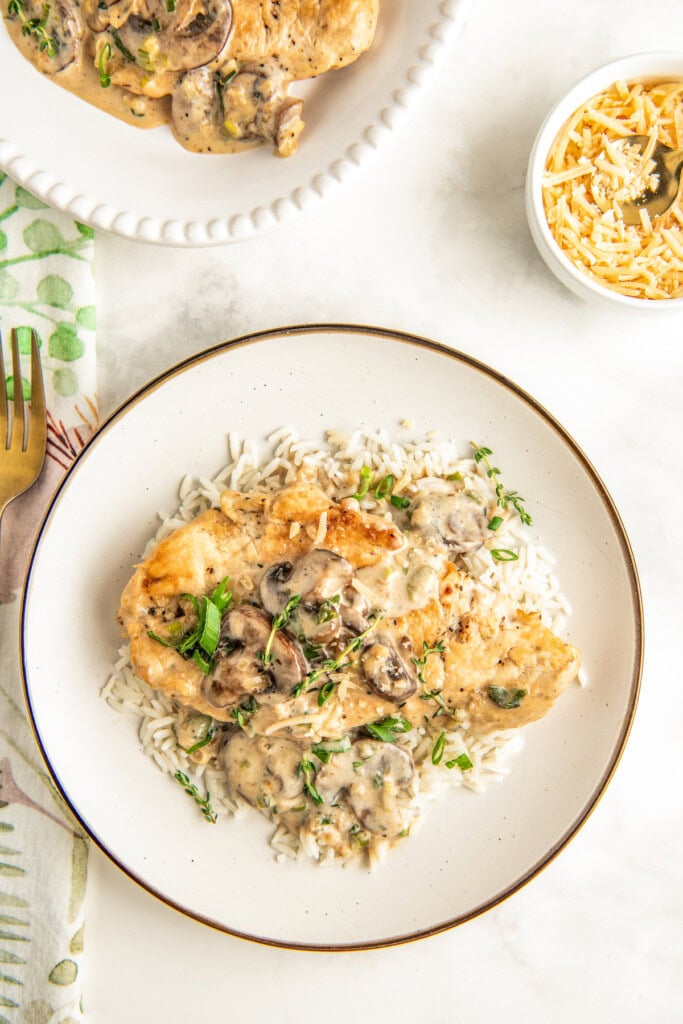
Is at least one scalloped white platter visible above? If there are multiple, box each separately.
[0,0,470,246]
[21,326,642,950]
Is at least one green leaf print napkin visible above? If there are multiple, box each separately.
[0,173,96,1024]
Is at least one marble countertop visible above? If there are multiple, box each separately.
[82,1,681,1019]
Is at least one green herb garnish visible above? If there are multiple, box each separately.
[488,685,528,709]
[374,474,394,500]
[298,759,324,805]
[98,42,112,87]
[490,548,519,562]
[230,695,258,732]
[292,614,383,697]
[312,735,351,764]
[351,465,372,502]
[471,443,532,527]
[487,515,504,532]
[173,770,217,823]
[317,594,340,624]
[110,27,136,62]
[446,752,473,771]
[364,716,412,743]
[317,680,335,706]
[147,576,232,674]
[431,731,446,765]
[390,494,411,509]
[261,593,302,665]
[9,0,57,58]
[411,640,446,685]
[165,0,176,9]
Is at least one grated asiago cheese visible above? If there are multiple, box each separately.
[543,79,683,299]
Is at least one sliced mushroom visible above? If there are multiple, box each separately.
[260,549,354,645]
[202,605,304,709]
[340,585,370,634]
[220,61,305,156]
[315,740,416,838]
[410,492,490,554]
[170,66,222,144]
[361,634,417,702]
[117,0,233,74]
[9,0,83,74]
[223,733,304,808]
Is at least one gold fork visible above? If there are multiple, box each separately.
[0,327,47,526]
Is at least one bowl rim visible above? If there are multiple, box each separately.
[526,50,683,309]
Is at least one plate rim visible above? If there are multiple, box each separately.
[20,323,644,950]
[0,0,472,247]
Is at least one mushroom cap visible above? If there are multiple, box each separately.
[316,739,416,838]
[202,605,305,709]
[260,549,354,644]
[223,733,305,806]
[410,491,490,553]
[170,65,221,137]
[13,0,83,74]
[117,0,233,73]
[361,634,417,702]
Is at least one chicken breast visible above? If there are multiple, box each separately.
[117,480,580,736]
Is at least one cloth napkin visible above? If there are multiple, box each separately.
[0,173,97,1024]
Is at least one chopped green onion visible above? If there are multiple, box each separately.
[317,681,335,706]
[446,471,463,481]
[192,648,213,675]
[312,736,351,764]
[210,576,232,613]
[487,515,504,531]
[165,0,176,9]
[390,494,411,509]
[374,474,394,500]
[151,16,161,30]
[199,599,221,656]
[351,466,372,502]
[488,685,528,709]
[431,731,446,765]
[364,716,412,743]
[146,629,177,648]
[110,27,136,62]
[98,42,112,88]
[446,753,473,771]
[490,548,518,562]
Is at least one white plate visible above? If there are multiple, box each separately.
[21,325,642,949]
[0,0,470,246]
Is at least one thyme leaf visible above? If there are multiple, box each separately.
[471,442,532,527]
[173,770,217,823]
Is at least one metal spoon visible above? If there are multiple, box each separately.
[594,134,683,225]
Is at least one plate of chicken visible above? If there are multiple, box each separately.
[0,0,472,244]
[21,325,642,948]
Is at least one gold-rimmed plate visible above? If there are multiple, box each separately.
[21,325,642,948]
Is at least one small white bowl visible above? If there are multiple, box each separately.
[526,52,683,311]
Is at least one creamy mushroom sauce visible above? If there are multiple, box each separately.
[2,0,380,155]
[116,462,581,865]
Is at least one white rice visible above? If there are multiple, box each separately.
[103,426,581,866]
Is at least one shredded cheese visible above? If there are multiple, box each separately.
[543,79,683,299]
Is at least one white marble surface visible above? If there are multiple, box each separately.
[81,0,682,1019]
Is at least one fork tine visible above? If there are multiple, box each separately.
[28,329,47,466]
[10,327,25,452]
[0,330,7,449]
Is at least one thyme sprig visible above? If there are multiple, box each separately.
[470,443,532,527]
[292,614,383,698]
[413,641,456,718]
[8,0,57,58]
[173,770,217,823]
[260,594,302,664]
[298,759,323,805]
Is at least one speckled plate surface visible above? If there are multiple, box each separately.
[21,326,642,949]
[0,1,471,246]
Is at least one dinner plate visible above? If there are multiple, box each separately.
[22,325,642,949]
[0,0,471,246]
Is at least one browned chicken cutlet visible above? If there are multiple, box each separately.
[117,480,580,737]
